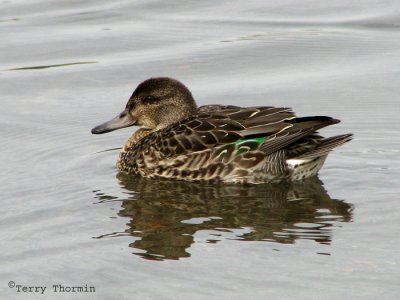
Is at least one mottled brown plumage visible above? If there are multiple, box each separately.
[92,77,352,184]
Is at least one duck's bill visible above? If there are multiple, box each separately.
[91,109,136,134]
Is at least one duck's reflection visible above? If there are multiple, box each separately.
[94,174,352,261]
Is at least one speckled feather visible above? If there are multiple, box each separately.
[117,106,350,183]
[92,77,352,184]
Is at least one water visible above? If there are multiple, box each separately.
[1,1,399,299]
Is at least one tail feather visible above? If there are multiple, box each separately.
[296,134,353,159]
[257,116,340,156]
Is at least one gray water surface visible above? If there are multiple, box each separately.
[1,1,400,299]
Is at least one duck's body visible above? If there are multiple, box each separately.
[92,78,352,184]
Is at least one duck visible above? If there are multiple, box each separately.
[92,77,352,184]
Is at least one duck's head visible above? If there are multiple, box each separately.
[91,77,197,134]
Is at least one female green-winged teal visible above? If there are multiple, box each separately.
[92,77,352,184]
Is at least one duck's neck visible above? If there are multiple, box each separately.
[117,128,153,173]
[122,128,153,151]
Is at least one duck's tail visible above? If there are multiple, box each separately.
[294,133,353,160]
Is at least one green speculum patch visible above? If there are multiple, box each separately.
[234,137,266,155]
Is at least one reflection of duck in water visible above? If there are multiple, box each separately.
[93,175,352,261]
[92,77,352,183]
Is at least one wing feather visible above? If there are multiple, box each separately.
[144,106,341,160]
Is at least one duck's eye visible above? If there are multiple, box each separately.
[143,95,157,103]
